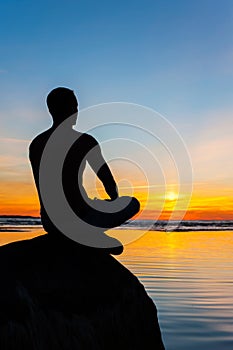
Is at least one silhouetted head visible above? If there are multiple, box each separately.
[46,87,78,126]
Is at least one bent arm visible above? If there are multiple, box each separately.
[87,137,118,200]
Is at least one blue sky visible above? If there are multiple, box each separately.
[1,0,233,138]
[1,0,233,203]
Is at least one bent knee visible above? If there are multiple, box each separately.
[131,197,140,213]
[118,196,140,214]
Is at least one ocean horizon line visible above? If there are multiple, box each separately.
[1,215,233,222]
[1,216,233,233]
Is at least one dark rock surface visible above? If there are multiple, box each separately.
[0,234,165,349]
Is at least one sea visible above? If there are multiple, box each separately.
[0,216,233,350]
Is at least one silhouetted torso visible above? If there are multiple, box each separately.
[29,127,117,232]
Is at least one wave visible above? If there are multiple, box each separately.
[0,217,41,227]
[1,217,233,232]
[122,220,233,231]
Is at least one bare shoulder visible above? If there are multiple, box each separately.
[82,133,99,146]
[28,129,54,159]
[29,130,50,149]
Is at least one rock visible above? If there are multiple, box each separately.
[0,234,165,349]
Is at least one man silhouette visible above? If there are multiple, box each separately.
[29,87,140,253]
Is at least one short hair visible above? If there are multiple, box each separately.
[46,87,78,123]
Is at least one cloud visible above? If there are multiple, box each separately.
[0,137,29,143]
[0,137,30,157]
[0,106,49,138]
[189,108,233,181]
[0,138,31,181]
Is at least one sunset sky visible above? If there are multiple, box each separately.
[1,0,233,220]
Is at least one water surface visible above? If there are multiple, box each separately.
[116,230,233,350]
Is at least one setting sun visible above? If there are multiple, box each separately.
[165,191,178,201]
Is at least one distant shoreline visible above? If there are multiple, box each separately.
[1,216,233,233]
[0,215,40,219]
[1,215,233,222]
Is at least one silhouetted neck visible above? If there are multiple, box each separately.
[51,122,75,130]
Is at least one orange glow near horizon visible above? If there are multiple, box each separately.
[1,178,233,220]
[0,180,40,217]
[1,135,233,220]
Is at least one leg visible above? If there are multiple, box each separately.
[83,196,140,229]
